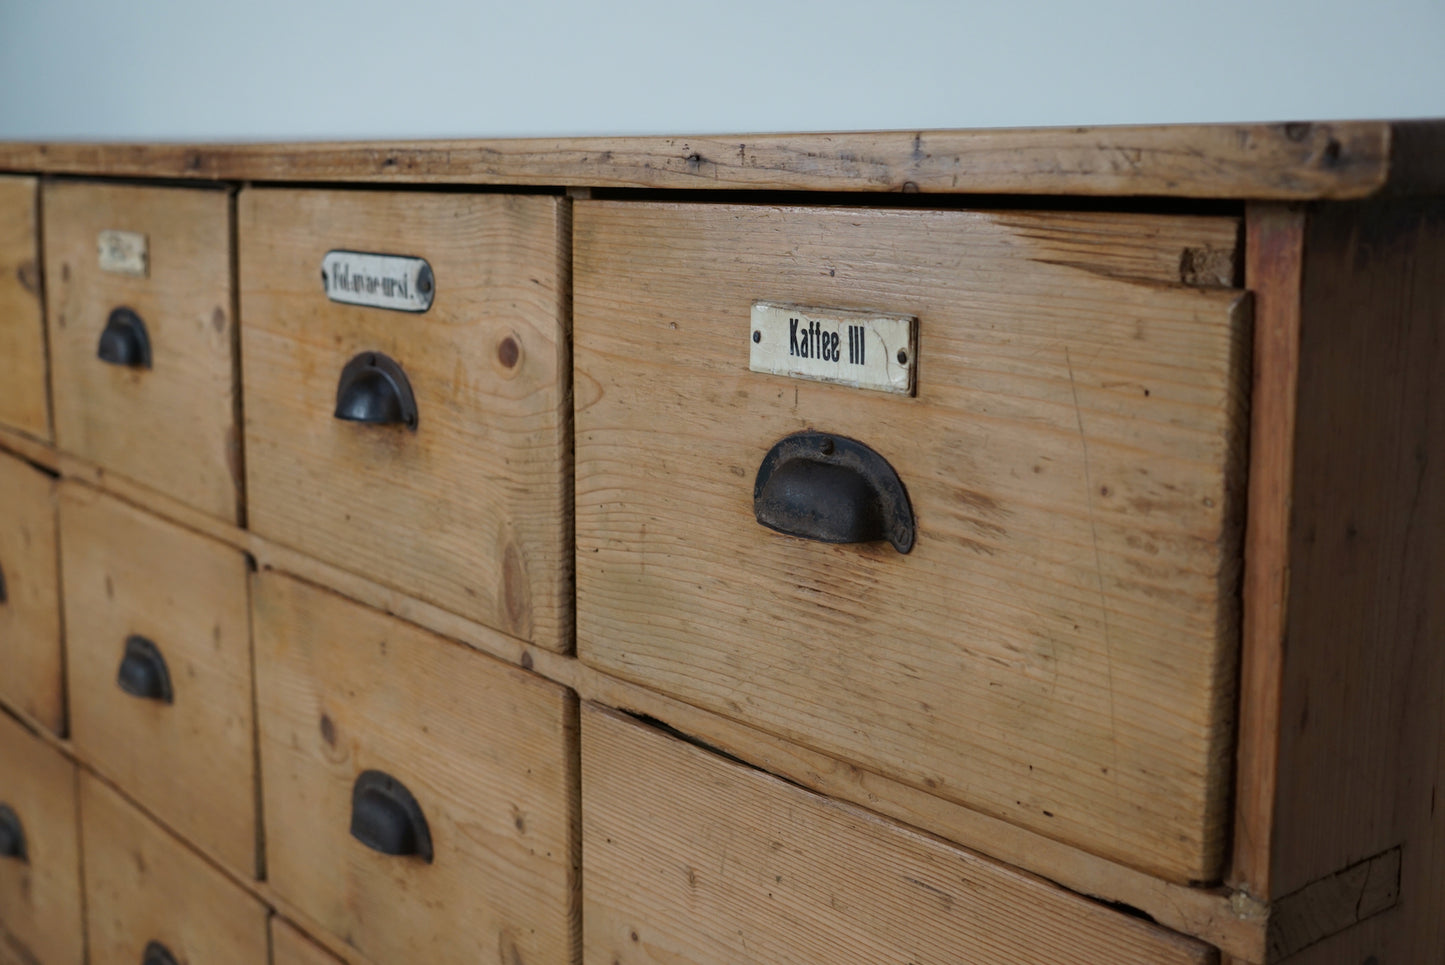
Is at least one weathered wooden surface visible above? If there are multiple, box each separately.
[79,772,269,965]
[43,182,241,522]
[0,711,83,965]
[575,200,1249,883]
[253,571,579,965]
[59,484,257,877]
[0,453,62,734]
[583,704,1216,965]
[2,122,1440,199]
[272,918,347,965]
[0,177,48,441]
[241,188,572,650]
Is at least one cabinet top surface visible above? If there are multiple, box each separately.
[1,120,1440,200]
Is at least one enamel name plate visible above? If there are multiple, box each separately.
[321,250,435,312]
[749,301,917,395]
[97,230,148,277]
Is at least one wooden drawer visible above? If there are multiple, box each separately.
[574,201,1249,883]
[59,485,256,876]
[583,705,1214,964]
[272,919,346,965]
[79,772,269,965]
[253,571,578,964]
[0,712,82,965]
[0,452,62,734]
[42,181,240,522]
[240,188,571,650]
[0,176,48,440]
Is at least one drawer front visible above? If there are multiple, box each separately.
[80,773,269,965]
[59,485,256,876]
[240,189,571,650]
[272,919,345,965]
[0,176,47,439]
[574,202,1248,882]
[583,705,1214,965]
[43,182,239,522]
[0,452,62,733]
[0,712,82,965]
[254,571,578,964]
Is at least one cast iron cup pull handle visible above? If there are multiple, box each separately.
[754,431,915,554]
[97,307,153,369]
[0,804,26,863]
[350,769,433,863]
[333,352,419,430]
[142,940,178,965]
[116,635,174,704]
[0,562,7,604]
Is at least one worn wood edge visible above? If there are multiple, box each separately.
[0,122,1414,199]
[0,424,59,472]
[1382,120,1445,197]
[1230,204,1307,901]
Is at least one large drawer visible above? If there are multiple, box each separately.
[0,452,62,734]
[240,188,572,650]
[0,176,47,440]
[253,571,578,964]
[574,201,1249,883]
[42,182,240,521]
[0,712,82,965]
[583,705,1215,964]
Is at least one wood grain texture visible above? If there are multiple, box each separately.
[583,704,1216,965]
[273,918,347,965]
[0,122,1431,199]
[0,453,62,734]
[0,711,83,965]
[253,571,579,965]
[79,772,269,965]
[240,188,572,650]
[0,177,48,440]
[59,484,256,877]
[42,181,241,523]
[575,201,1250,883]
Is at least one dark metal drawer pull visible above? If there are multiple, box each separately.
[0,804,26,863]
[350,769,433,863]
[97,307,153,369]
[754,431,915,554]
[334,352,419,430]
[116,635,174,704]
[142,940,178,965]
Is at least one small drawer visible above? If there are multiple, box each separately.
[271,918,345,965]
[0,176,48,440]
[0,452,62,734]
[240,188,571,650]
[0,712,83,965]
[583,705,1214,965]
[59,484,256,876]
[254,571,577,964]
[574,201,1249,883]
[43,181,240,522]
[79,773,269,965]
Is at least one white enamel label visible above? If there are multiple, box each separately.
[321,250,434,312]
[749,301,917,395]
[97,230,148,277]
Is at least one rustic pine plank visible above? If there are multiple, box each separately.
[272,918,347,965]
[0,177,48,441]
[0,453,62,734]
[0,122,1430,199]
[575,201,1250,883]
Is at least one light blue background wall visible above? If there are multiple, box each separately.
[1,0,1442,140]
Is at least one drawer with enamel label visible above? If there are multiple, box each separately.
[0,711,83,965]
[0,176,47,441]
[253,571,578,965]
[240,188,571,650]
[0,451,62,734]
[574,201,1249,884]
[583,705,1215,965]
[79,772,268,965]
[42,182,240,522]
[59,484,256,877]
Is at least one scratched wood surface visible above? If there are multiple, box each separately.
[253,571,579,965]
[272,918,347,965]
[0,452,62,734]
[79,773,269,965]
[583,705,1216,965]
[0,177,48,441]
[3,122,1443,199]
[240,188,573,650]
[59,484,257,878]
[0,711,83,965]
[575,201,1250,884]
[42,182,241,523]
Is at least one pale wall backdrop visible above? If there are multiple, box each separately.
[1,0,1442,140]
